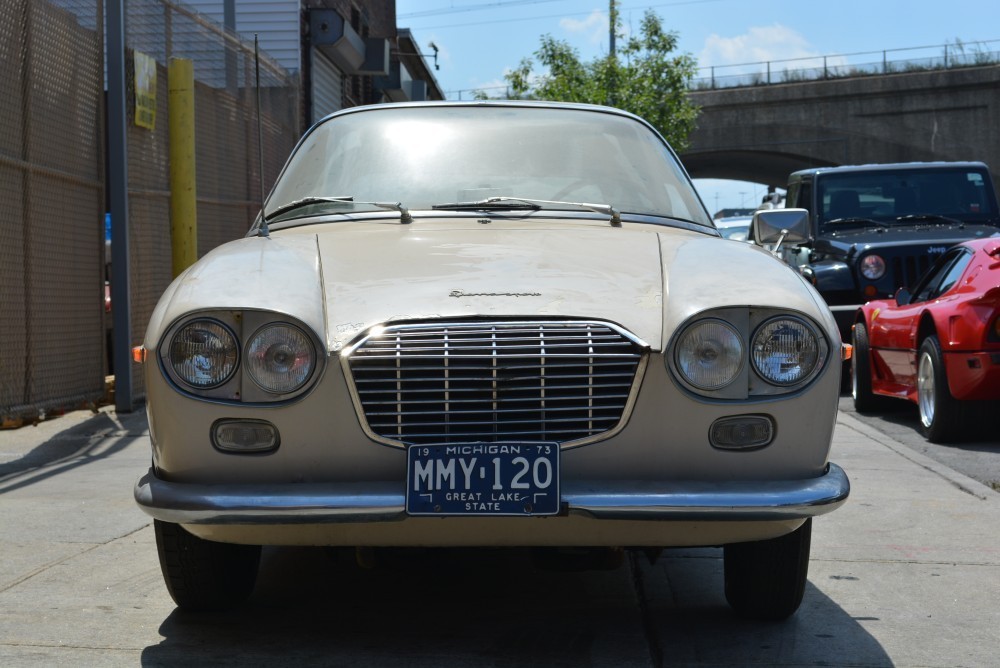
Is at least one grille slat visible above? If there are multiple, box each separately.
[356,391,633,404]
[345,321,645,446]
[366,404,626,418]
[890,254,935,290]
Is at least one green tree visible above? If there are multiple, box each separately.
[480,4,699,151]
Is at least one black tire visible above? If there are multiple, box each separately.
[724,519,811,621]
[154,519,261,611]
[917,336,968,443]
[851,322,890,412]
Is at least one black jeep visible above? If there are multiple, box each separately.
[769,161,1000,339]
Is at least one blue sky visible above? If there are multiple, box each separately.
[395,0,1000,214]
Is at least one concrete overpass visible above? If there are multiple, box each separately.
[681,64,1000,187]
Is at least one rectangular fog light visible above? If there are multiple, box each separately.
[709,415,774,451]
[212,419,280,453]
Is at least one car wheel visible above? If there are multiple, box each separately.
[851,322,889,412]
[154,519,260,611]
[724,519,811,620]
[917,336,967,443]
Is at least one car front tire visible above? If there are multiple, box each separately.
[851,322,890,413]
[154,519,261,611]
[917,335,967,443]
[724,519,811,620]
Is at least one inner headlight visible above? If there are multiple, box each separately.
[675,319,744,390]
[245,324,316,394]
[859,254,886,280]
[751,317,821,386]
[168,320,238,388]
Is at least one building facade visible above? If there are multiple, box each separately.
[185,0,444,126]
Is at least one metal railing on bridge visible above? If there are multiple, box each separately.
[691,39,1000,90]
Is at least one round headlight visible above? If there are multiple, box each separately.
[859,254,886,280]
[675,319,744,390]
[245,324,316,394]
[169,320,238,388]
[751,318,821,386]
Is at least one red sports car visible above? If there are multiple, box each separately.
[851,237,1000,442]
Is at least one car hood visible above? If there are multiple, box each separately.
[317,223,666,351]
[816,224,999,255]
[145,220,834,353]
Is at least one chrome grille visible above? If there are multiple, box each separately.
[344,321,647,447]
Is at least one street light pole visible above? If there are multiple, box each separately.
[607,0,617,106]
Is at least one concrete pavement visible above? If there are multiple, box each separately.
[0,406,997,667]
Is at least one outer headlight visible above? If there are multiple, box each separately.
[859,254,886,280]
[675,319,744,390]
[245,323,316,394]
[168,319,238,388]
[751,317,821,386]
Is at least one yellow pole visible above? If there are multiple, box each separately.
[168,58,196,277]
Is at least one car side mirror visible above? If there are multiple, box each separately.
[895,287,911,306]
[751,208,811,253]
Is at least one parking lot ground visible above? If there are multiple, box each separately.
[1,406,998,667]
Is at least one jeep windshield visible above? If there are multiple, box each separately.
[816,166,1000,234]
[261,104,712,228]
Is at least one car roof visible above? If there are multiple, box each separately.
[788,161,991,181]
[315,99,649,128]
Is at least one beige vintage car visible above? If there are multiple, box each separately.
[134,101,849,619]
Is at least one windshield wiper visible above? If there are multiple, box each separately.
[433,196,621,226]
[823,217,889,230]
[895,213,965,227]
[261,196,411,233]
[432,199,542,211]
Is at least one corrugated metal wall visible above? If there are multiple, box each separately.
[183,0,301,73]
[312,51,344,120]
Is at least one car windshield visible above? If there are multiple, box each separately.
[264,104,712,227]
[816,167,1000,233]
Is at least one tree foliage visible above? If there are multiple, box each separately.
[479,4,699,151]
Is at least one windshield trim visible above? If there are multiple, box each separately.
[254,208,719,236]
[252,101,712,236]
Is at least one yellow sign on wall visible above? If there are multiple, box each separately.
[134,51,157,130]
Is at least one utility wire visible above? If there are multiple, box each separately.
[400,0,726,30]
[399,0,568,20]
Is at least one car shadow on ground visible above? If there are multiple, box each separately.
[839,395,994,445]
[140,545,891,667]
[0,409,146,494]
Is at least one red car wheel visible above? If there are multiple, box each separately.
[917,335,970,443]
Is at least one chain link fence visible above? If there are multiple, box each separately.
[691,40,1000,90]
[0,0,105,424]
[1,0,301,423]
[122,0,300,401]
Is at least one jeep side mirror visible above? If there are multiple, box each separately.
[751,208,811,252]
[895,287,911,306]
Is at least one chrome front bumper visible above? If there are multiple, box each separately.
[134,463,849,525]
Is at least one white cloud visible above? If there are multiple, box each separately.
[699,24,818,67]
[560,10,608,47]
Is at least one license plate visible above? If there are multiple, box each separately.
[406,442,560,516]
